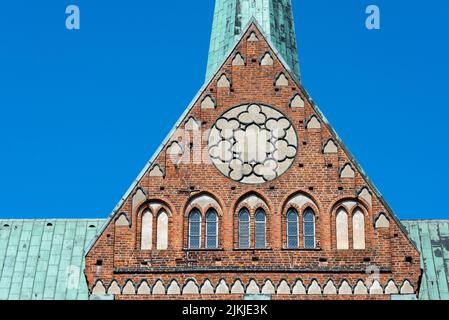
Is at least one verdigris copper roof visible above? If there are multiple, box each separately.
[0,218,448,300]
[206,0,300,81]
[402,220,449,300]
[0,219,105,300]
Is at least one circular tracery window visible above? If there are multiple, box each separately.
[208,104,298,184]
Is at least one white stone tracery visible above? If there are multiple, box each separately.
[93,279,414,297]
[208,104,298,184]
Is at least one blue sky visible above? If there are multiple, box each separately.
[0,0,448,220]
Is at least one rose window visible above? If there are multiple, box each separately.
[208,104,298,184]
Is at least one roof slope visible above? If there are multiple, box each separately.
[402,220,449,300]
[0,219,105,300]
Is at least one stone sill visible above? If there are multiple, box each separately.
[281,247,322,252]
[183,248,225,252]
[232,248,273,252]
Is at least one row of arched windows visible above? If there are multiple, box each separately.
[187,208,317,250]
[136,196,370,252]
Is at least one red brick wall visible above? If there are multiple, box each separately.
[85,24,421,300]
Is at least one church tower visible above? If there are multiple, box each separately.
[206,0,300,81]
[85,1,421,300]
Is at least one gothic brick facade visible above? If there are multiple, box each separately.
[84,23,421,300]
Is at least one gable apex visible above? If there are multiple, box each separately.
[86,21,278,255]
[206,0,300,81]
[85,19,417,256]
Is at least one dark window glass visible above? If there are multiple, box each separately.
[287,209,299,249]
[239,209,250,249]
[303,208,316,249]
[206,209,218,249]
[189,210,201,249]
[255,209,266,249]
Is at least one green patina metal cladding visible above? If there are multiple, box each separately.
[402,220,449,300]
[206,0,300,81]
[0,219,104,300]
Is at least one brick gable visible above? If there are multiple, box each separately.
[85,22,421,300]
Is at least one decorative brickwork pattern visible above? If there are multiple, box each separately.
[85,23,421,300]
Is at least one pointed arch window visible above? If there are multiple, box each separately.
[336,209,349,250]
[188,209,202,249]
[303,208,316,249]
[287,209,299,249]
[156,210,169,250]
[238,209,250,249]
[205,209,218,249]
[255,209,267,249]
[353,209,366,250]
[141,210,153,250]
